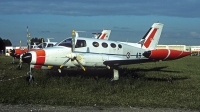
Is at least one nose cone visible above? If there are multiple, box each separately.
[22,53,32,63]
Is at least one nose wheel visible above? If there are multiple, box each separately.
[26,65,34,82]
[18,54,23,70]
[26,75,34,82]
[18,64,22,70]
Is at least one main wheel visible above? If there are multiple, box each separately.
[26,76,34,82]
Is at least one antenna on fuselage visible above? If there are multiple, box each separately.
[59,30,86,71]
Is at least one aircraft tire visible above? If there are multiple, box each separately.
[26,76,34,82]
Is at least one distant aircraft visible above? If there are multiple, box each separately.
[9,38,57,69]
[21,23,191,82]
[93,30,111,40]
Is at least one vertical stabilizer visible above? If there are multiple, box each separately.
[139,23,164,50]
[93,30,111,40]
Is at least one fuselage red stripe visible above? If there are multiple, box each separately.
[144,28,157,48]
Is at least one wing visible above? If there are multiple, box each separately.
[103,59,155,66]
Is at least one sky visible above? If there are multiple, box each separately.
[1,0,200,46]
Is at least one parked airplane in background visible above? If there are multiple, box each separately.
[21,22,191,82]
[9,38,57,66]
[93,30,111,40]
[31,38,57,49]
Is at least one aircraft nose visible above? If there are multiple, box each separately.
[22,53,32,63]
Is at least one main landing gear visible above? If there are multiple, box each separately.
[25,65,120,82]
[111,68,119,81]
[17,54,23,70]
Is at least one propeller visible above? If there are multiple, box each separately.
[74,56,86,71]
[59,58,70,69]
[59,53,86,71]
[59,30,86,71]
[66,53,86,71]
[71,30,76,52]
[59,30,76,69]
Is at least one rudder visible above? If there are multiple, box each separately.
[139,23,164,50]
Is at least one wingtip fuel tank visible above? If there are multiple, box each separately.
[143,49,191,60]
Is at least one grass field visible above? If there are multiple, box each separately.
[0,55,200,110]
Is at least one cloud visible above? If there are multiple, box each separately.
[0,0,200,18]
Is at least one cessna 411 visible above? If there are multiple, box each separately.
[10,30,111,69]
[21,22,191,81]
[10,30,111,60]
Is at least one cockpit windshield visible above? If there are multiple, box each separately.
[38,43,47,48]
[56,38,72,47]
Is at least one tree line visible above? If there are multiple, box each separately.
[0,37,44,54]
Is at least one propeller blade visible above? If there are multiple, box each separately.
[66,52,85,71]
[71,37,75,52]
[60,58,70,68]
[71,30,77,52]
[74,58,86,71]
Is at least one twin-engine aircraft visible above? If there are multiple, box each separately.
[10,30,111,60]
[10,30,111,69]
[22,22,191,81]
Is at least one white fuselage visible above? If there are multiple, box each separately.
[30,37,147,68]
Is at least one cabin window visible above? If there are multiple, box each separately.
[75,39,86,48]
[93,42,99,47]
[110,43,116,48]
[118,44,122,48]
[102,42,108,48]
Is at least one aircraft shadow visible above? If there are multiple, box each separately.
[119,66,188,83]
[46,66,188,82]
